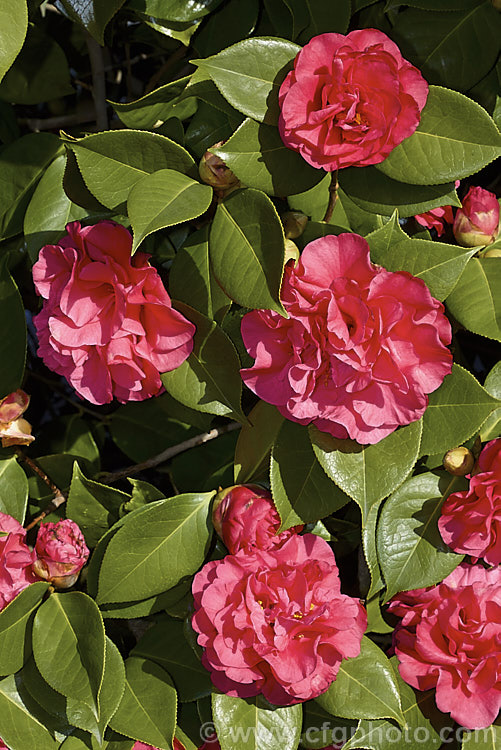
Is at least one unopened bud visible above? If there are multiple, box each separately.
[284,239,300,264]
[443,447,475,476]
[453,186,500,247]
[282,211,308,239]
[482,246,501,258]
[199,142,240,195]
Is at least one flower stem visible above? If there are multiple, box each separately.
[322,170,339,224]
[16,449,67,531]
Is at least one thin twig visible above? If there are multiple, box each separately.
[16,449,67,531]
[322,170,339,224]
[99,422,241,484]
[85,31,108,130]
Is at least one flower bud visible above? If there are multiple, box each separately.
[284,239,300,265]
[33,519,89,588]
[282,211,308,239]
[453,186,500,247]
[482,246,501,258]
[0,390,34,448]
[443,447,475,476]
[212,484,303,554]
[199,142,240,195]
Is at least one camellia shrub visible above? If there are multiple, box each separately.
[0,1,500,749]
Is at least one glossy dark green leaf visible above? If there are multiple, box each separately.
[100,580,191,620]
[128,168,213,252]
[0,0,27,84]
[194,37,299,125]
[299,0,351,42]
[110,77,190,129]
[392,4,501,91]
[376,86,501,185]
[195,0,258,56]
[32,592,105,720]
[162,304,245,421]
[264,0,309,42]
[0,673,59,750]
[366,214,476,300]
[310,420,422,522]
[481,362,501,442]
[210,188,285,314]
[60,0,126,44]
[109,657,177,750]
[377,472,464,600]
[446,257,501,341]
[0,457,28,522]
[340,168,460,218]
[271,420,350,530]
[128,0,222,23]
[316,636,405,726]
[0,582,49,677]
[212,119,324,197]
[462,726,501,749]
[364,497,385,600]
[97,492,214,604]
[234,400,284,483]
[212,693,302,750]
[67,130,196,210]
[0,23,72,104]
[132,618,212,702]
[0,255,26,398]
[420,365,500,455]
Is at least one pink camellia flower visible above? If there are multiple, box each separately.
[0,739,8,750]
[438,438,501,566]
[192,533,366,705]
[414,180,460,237]
[198,733,221,750]
[278,29,428,171]
[453,186,500,247]
[0,390,34,448]
[0,513,39,610]
[241,233,452,445]
[32,221,195,405]
[212,484,303,554]
[33,519,89,588]
[388,563,501,729]
[132,740,185,750]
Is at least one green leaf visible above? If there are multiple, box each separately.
[310,420,422,522]
[169,227,231,322]
[340,167,460,218]
[110,77,190,129]
[0,23,73,105]
[212,119,324,197]
[446,257,501,341]
[128,0,222,23]
[185,100,237,159]
[377,472,464,601]
[234,400,284,483]
[161,304,246,422]
[97,492,214,604]
[60,0,126,44]
[366,213,476,300]
[32,592,105,720]
[364,498,385,600]
[462,726,501,749]
[128,168,213,252]
[420,364,500,455]
[67,130,197,210]
[481,362,501,441]
[0,0,27,84]
[210,188,285,314]
[0,132,61,240]
[109,657,177,750]
[66,463,130,547]
[212,693,302,750]
[132,618,212,702]
[271,420,350,530]
[376,86,501,185]
[194,37,299,125]
[299,0,351,42]
[0,582,49,677]
[194,0,259,56]
[0,255,26,397]
[316,636,405,726]
[391,4,501,92]
[0,457,28,522]
[0,673,59,750]
[23,154,86,263]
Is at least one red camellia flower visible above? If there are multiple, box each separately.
[32,221,195,405]
[438,438,501,566]
[33,519,89,588]
[198,733,221,750]
[241,234,452,445]
[132,740,186,750]
[192,533,366,705]
[453,186,500,247]
[278,29,428,170]
[0,513,38,610]
[388,563,501,729]
[212,484,303,554]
